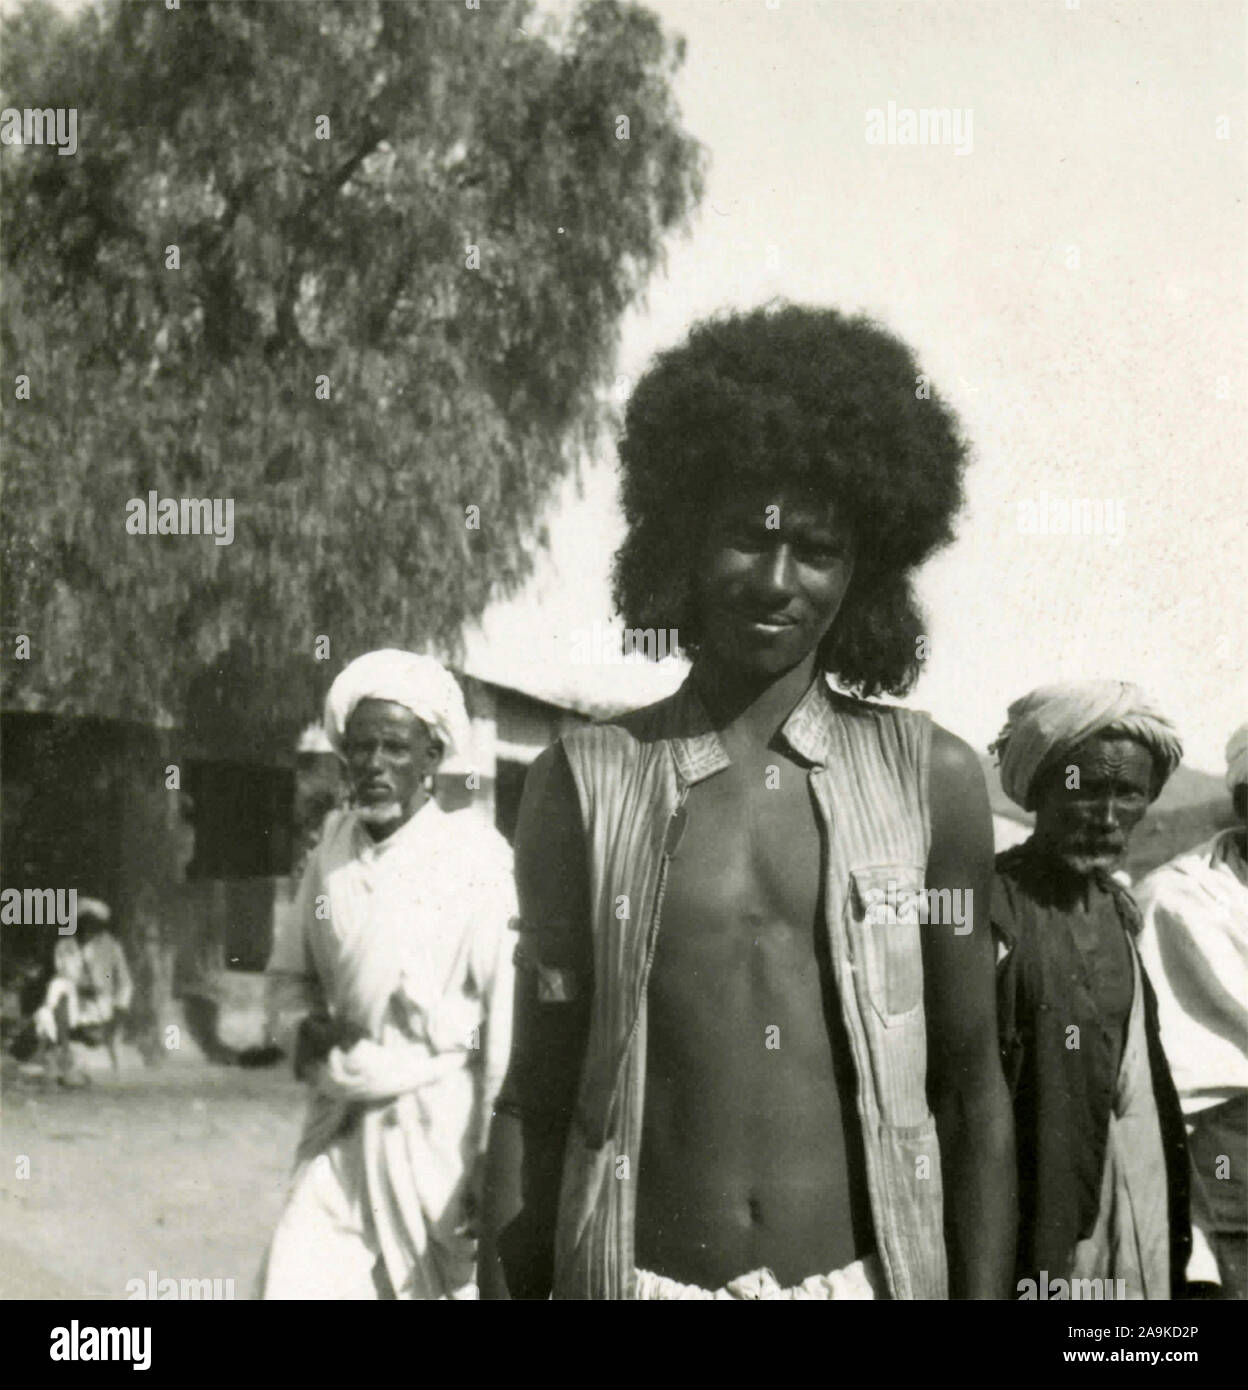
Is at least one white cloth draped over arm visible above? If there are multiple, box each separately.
[318,1038,472,1103]
[268,799,520,1299]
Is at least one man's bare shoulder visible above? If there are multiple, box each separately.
[924,722,994,884]
[518,742,577,815]
[515,744,584,863]
[515,745,592,923]
[929,722,988,796]
[519,689,685,871]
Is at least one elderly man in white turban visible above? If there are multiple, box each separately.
[259,650,516,1299]
[988,681,1190,1300]
[1136,722,1248,1299]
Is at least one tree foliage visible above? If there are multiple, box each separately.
[1,0,703,733]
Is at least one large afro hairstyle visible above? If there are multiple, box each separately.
[611,304,969,698]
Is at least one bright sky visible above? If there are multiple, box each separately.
[469,0,1247,772]
[23,0,1246,771]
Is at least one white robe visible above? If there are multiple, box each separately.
[1137,830,1248,1116]
[261,799,516,1299]
[1137,829,1248,1285]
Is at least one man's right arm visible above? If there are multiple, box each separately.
[479,743,592,1300]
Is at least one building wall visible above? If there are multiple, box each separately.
[1,679,592,1052]
[456,677,590,842]
[0,712,287,987]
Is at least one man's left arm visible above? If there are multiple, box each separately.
[924,724,1017,1299]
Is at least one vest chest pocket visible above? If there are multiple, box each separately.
[847,864,927,1026]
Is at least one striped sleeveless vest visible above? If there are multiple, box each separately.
[551,675,947,1299]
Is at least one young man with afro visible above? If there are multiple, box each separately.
[482,305,1016,1300]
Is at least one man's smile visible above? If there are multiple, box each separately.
[735,607,801,633]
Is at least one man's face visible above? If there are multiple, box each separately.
[342,699,441,835]
[1032,735,1155,876]
[696,488,856,676]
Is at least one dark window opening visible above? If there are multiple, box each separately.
[185,761,293,880]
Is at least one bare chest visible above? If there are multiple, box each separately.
[659,754,823,963]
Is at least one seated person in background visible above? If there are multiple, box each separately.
[31,898,132,1080]
[1137,721,1248,1300]
[990,682,1191,1299]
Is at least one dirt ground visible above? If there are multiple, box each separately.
[0,1049,306,1300]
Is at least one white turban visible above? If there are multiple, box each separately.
[1227,721,1248,792]
[323,650,470,760]
[990,679,1182,811]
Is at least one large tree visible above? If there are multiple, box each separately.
[1,0,703,734]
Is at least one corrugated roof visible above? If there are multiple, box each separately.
[458,652,687,720]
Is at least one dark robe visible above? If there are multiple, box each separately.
[992,838,1191,1293]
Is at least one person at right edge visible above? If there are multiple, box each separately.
[1137,722,1248,1300]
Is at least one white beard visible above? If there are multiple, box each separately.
[1061,849,1121,876]
[356,800,404,828]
